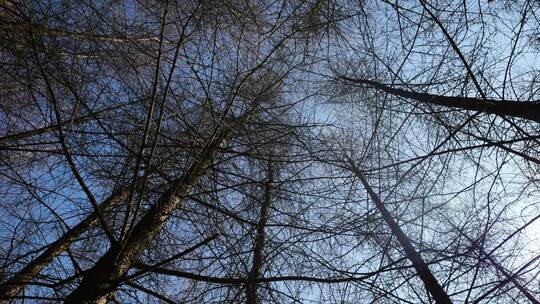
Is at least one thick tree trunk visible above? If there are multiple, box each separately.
[0,188,128,301]
[340,77,540,123]
[348,162,452,304]
[63,125,236,303]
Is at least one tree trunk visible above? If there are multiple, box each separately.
[454,226,540,303]
[340,77,540,123]
[348,161,452,304]
[0,188,128,301]
[63,124,237,303]
[246,161,273,304]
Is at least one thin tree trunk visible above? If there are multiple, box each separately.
[246,160,273,304]
[340,77,540,123]
[348,161,452,304]
[454,226,540,303]
[0,188,128,301]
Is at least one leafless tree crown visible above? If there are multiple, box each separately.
[1,0,540,303]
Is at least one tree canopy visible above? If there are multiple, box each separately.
[1,0,540,303]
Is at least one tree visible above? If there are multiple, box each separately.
[1,0,540,303]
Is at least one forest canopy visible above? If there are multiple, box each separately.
[0,0,540,303]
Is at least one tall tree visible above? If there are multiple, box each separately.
[1,0,540,303]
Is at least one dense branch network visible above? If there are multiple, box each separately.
[0,0,539,303]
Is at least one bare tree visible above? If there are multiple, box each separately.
[1,0,540,303]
